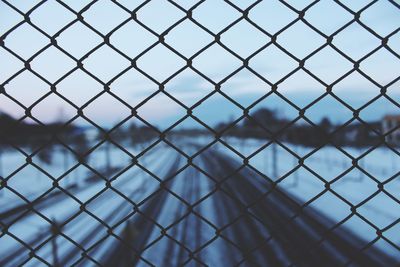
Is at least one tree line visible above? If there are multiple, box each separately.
[216,108,382,147]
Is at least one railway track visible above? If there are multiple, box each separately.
[0,147,179,266]
[1,145,398,266]
[201,149,399,266]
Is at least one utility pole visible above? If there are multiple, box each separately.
[51,218,60,267]
[0,148,3,197]
[326,149,332,172]
[392,153,397,181]
[359,151,364,182]
[272,142,278,180]
[265,146,269,176]
[293,146,299,187]
[63,148,69,186]
[106,141,111,172]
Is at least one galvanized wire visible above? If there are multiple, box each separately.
[0,0,399,266]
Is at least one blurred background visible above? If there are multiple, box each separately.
[0,0,400,266]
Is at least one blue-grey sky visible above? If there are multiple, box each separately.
[0,0,399,130]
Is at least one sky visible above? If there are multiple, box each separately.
[0,0,399,130]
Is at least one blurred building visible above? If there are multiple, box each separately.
[382,115,400,146]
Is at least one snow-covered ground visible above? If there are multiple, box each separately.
[0,143,182,266]
[0,140,153,211]
[1,135,399,263]
[205,137,400,259]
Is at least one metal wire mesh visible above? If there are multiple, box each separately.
[0,0,399,266]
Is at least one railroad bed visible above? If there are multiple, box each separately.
[0,144,398,266]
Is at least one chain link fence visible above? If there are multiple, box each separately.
[0,0,400,266]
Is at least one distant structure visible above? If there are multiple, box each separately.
[382,115,400,146]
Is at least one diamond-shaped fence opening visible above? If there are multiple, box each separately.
[250,43,299,84]
[136,0,186,35]
[221,20,267,58]
[3,23,49,60]
[0,0,399,266]
[165,19,213,58]
[193,43,243,82]
[29,0,76,36]
[304,0,353,36]
[332,21,382,60]
[4,70,50,107]
[56,22,104,59]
